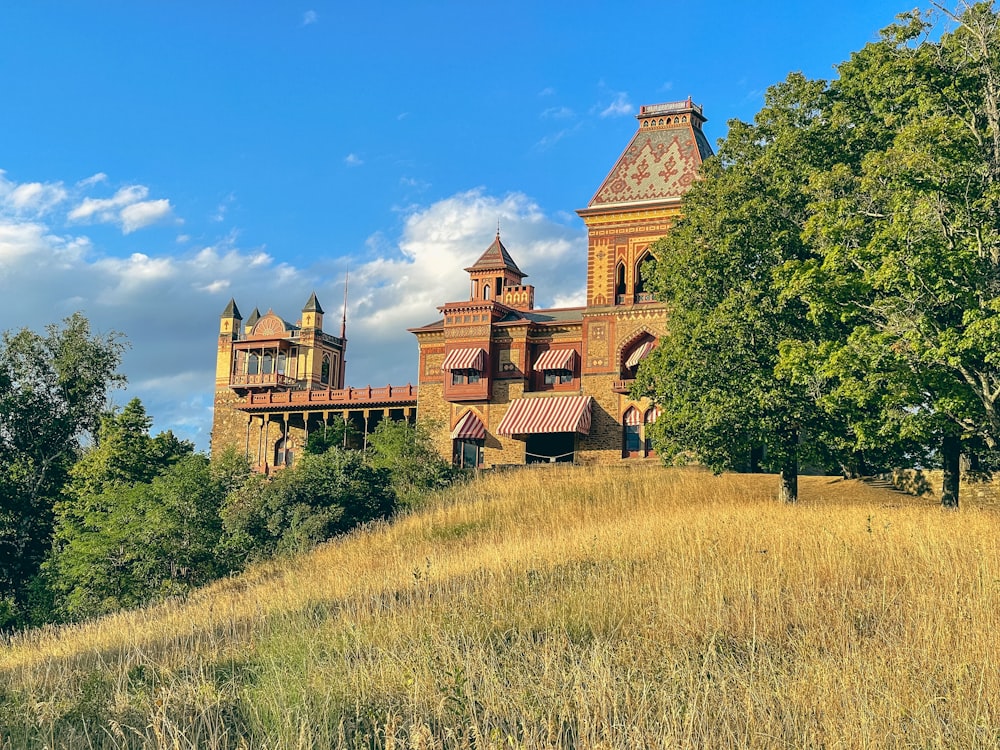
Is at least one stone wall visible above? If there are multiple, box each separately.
[211,388,249,458]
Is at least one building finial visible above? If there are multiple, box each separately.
[497,217,501,238]
[340,268,349,339]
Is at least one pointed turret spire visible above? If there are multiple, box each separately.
[464,231,526,278]
[221,298,242,319]
[246,307,261,327]
[302,291,324,314]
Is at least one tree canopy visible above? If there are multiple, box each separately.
[638,2,1000,506]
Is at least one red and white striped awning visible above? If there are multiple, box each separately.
[441,347,486,372]
[496,395,592,436]
[623,407,642,426]
[644,406,662,423]
[624,340,656,369]
[451,410,486,440]
[532,348,576,372]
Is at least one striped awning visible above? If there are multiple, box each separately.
[624,340,656,369]
[644,406,662,423]
[623,407,642,426]
[441,347,486,372]
[451,410,486,440]
[532,348,576,372]
[496,395,592,436]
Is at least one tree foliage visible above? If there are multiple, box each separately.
[640,2,1000,508]
[0,313,125,624]
[48,399,212,619]
[366,419,459,507]
[219,447,396,562]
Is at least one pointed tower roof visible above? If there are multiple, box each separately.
[221,298,242,319]
[302,292,324,314]
[246,307,261,327]
[583,99,713,211]
[464,231,526,277]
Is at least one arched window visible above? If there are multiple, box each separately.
[321,355,331,386]
[644,407,661,456]
[622,407,642,458]
[262,353,273,374]
[483,284,491,300]
[274,437,293,467]
[248,353,259,375]
[615,262,626,303]
[635,251,653,301]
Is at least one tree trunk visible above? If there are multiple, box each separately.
[778,430,798,503]
[940,434,961,510]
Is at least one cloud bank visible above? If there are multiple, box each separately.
[0,171,586,450]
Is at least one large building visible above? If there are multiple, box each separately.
[211,99,711,469]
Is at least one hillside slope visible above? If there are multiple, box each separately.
[2,466,998,749]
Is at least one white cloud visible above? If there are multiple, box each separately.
[599,92,633,118]
[302,10,318,25]
[0,178,585,451]
[0,171,67,217]
[68,184,174,233]
[344,153,364,167]
[120,199,173,233]
[77,172,108,187]
[69,185,149,222]
[541,106,574,120]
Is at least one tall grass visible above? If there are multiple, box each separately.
[2,465,998,748]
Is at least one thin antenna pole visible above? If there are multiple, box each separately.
[340,268,349,339]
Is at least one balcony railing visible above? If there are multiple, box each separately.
[612,378,635,394]
[230,373,298,388]
[241,383,418,409]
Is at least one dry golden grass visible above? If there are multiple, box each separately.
[2,465,999,749]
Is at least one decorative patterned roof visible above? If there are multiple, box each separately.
[464,232,526,277]
[586,100,713,210]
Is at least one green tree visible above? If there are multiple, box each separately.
[366,419,458,507]
[48,399,214,619]
[219,447,396,561]
[789,4,1000,507]
[0,313,125,626]
[635,74,847,502]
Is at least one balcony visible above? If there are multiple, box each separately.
[239,383,418,410]
[612,378,635,394]
[230,373,298,389]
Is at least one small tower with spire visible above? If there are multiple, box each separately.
[300,291,324,332]
[464,231,534,310]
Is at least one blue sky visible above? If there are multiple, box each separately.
[0,1,927,449]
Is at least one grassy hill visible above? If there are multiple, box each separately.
[2,465,998,749]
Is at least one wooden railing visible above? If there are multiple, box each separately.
[244,383,418,408]
[230,373,298,388]
[612,378,635,394]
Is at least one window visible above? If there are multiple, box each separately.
[277,352,286,376]
[483,284,491,300]
[248,353,259,375]
[262,353,273,374]
[544,370,573,385]
[320,355,331,386]
[274,437,293,467]
[451,369,481,385]
[452,439,483,468]
[615,262,627,303]
[635,251,654,301]
[623,407,642,457]
[644,407,661,456]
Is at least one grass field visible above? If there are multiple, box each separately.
[2,465,998,749]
